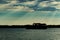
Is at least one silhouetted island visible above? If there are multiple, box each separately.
[0,23,60,29]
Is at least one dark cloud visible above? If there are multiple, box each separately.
[35,0,54,2]
[18,0,26,2]
[0,0,9,4]
[37,0,47,2]
[18,0,34,3]
[18,0,53,3]
[55,0,60,1]
[33,7,56,11]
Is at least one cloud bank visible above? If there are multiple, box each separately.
[0,0,60,12]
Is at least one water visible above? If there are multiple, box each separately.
[0,28,60,40]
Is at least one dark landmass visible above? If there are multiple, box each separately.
[0,23,60,29]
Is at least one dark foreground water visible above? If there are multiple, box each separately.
[0,28,60,40]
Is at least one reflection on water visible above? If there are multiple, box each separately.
[0,28,60,40]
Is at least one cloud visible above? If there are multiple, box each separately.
[7,6,34,12]
[22,1,35,5]
[0,0,9,4]
[0,1,34,12]
[1,0,60,12]
[49,1,60,9]
[39,1,49,7]
[38,1,60,10]
[31,6,56,11]
[39,7,56,11]
[55,0,60,1]
[18,0,35,3]
[53,5,60,9]
[1,0,35,12]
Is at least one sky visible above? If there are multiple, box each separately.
[0,0,60,25]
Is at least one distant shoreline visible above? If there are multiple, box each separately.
[0,23,60,29]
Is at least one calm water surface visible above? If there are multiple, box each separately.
[0,28,60,40]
